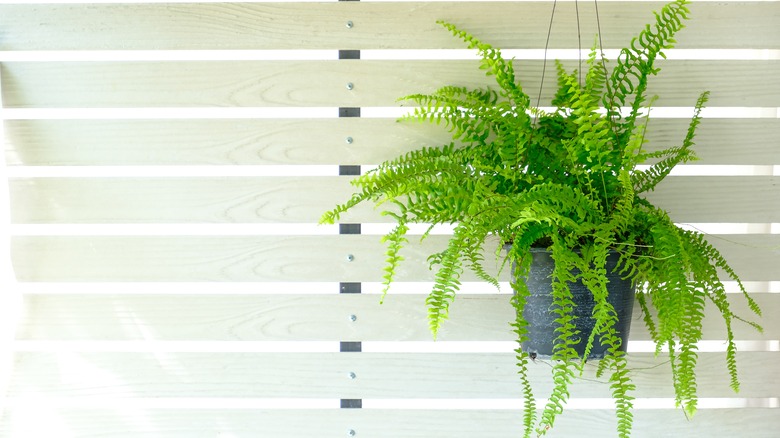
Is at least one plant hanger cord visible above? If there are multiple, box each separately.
[527,0,557,152]
[593,0,623,144]
[533,0,613,211]
[533,0,558,121]
[575,0,583,85]
[531,0,585,122]
[534,0,611,116]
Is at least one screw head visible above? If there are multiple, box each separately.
[349,314,357,322]
[346,82,354,90]
[346,21,354,29]
[345,136,354,144]
[348,430,356,437]
[346,254,355,262]
[348,372,357,380]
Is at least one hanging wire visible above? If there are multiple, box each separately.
[575,0,583,85]
[534,0,584,113]
[533,0,558,114]
[593,0,622,142]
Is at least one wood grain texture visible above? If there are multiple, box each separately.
[2,3,779,437]
[10,177,360,224]
[1,408,778,438]
[7,351,778,399]
[10,234,780,282]
[10,176,780,224]
[16,293,774,342]
[0,2,776,50]
[5,118,780,166]
[3,60,778,108]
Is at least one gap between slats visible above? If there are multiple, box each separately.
[2,398,778,410]
[1,49,778,62]
[4,107,777,120]
[11,281,780,295]
[8,341,779,353]
[4,165,779,178]
[7,223,780,236]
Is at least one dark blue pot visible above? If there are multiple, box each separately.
[518,248,636,359]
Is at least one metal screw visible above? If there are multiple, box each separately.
[349,314,357,322]
[348,430,356,437]
[346,254,355,262]
[346,82,354,90]
[346,21,354,29]
[345,136,354,144]
[348,372,357,380]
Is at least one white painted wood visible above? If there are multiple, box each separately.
[0,2,776,51]
[6,118,779,166]
[15,293,775,342]
[2,60,778,108]
[10,234,780,282]
[0,56,22,430]
[6,351,777,399]
[1,408,778,438]
[9,176,780,224]
[1,1,778,437]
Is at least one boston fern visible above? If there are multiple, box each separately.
[321,0,762,436]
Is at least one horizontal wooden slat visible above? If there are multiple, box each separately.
[10,234,780,282]
[9,177,356,224]
[644,176,780,223]
[1,408,778,438]
[7,351,778,399]
[3,60,778,108]
[0,2,777,51]
[5,118,780,166]
[9,176,780,224]
[16,293,775,342]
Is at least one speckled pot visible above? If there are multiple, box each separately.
[518,248,636,359]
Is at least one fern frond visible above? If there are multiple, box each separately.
[606,0,691,108]
[608,352,636,438]
[321,5,763,437]
[464,239,500,289]
[632,91,709,193]
[508,253,538,438]
[536,239,582,435]
[425,225,469,338]
[401,89,525,148]
[379,223,409,303]
[437,21,530,107]
[677,228,763,394]
[604,0,691,138]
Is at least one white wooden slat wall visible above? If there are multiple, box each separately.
[1,1,779,437]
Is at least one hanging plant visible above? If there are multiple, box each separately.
[321,0,762,436]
